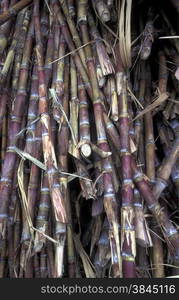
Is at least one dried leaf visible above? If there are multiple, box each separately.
[133,92,169,121]
[73,235,96,278]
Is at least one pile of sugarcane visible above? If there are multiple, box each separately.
[0,0,178,278]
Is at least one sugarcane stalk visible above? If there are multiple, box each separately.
[44,30,54,88]
[50,56,69,277]
[51,6,61,93]
[19,131,35,278]
[68,59,93,200]
[12,9,31,96]
[78,75,91,158]
[127,94,136,153]
[152,51,168,116]
[133,188,152,248]
[70,58,79,151]
[118,73,136,277]
[0,239,7,277]
[7,221,14,277]
[24,257,33,278]
[114,45,136,277]
[162,92,175,121]
[99,20,115,55]
[26,126,41,222]
[89,215,102,257]
[46,232,55,278]
[24,67,39,154]
[103,112,179,271]
[95,48,106,88]
[0,0,17,58]
[91,163,104,220]
[88,12,114,76]
[67,0,75,18]
[107,76,119,122]
[18,60,41,275]
[33,253,40,277]
[158,120,179,203]
[57,58,76,275]
[136,245,150,278]
[53,32,65,124]
[0,0,32,25]
[151,221,165,278]
[134,62,146,151]
[131,158,179,271]
[0,19,34,239]
[103,111,167,276]
[34,0,68,278]
[70,59,79,150]
[44,3,56,89]
[78,0,122,277]
[7,158,20,278]
[0,116,7,170]
[0,86,9,133]
[144,65,155,183]
[67,221,76,277]
[40,247,47,278]
[158,123,171,156]
[52,69,67,279]
[34,172,49,253]
[40,4,49,44]
[0,8,29,85]
[13,198,21,277]
[158,51,168,94]
[94,217,110,278]
[153,136,179,200]
[58,0,86,69]
[34,0,66,224]
[56,2,92,100]
[144,65,165,278]
[55,32,65,100]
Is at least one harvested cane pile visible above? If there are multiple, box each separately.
[0,0,178,278]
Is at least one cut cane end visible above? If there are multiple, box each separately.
[111,115,119,122]
[81,143,92,157]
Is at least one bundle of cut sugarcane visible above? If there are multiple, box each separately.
[0,0,178,278]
